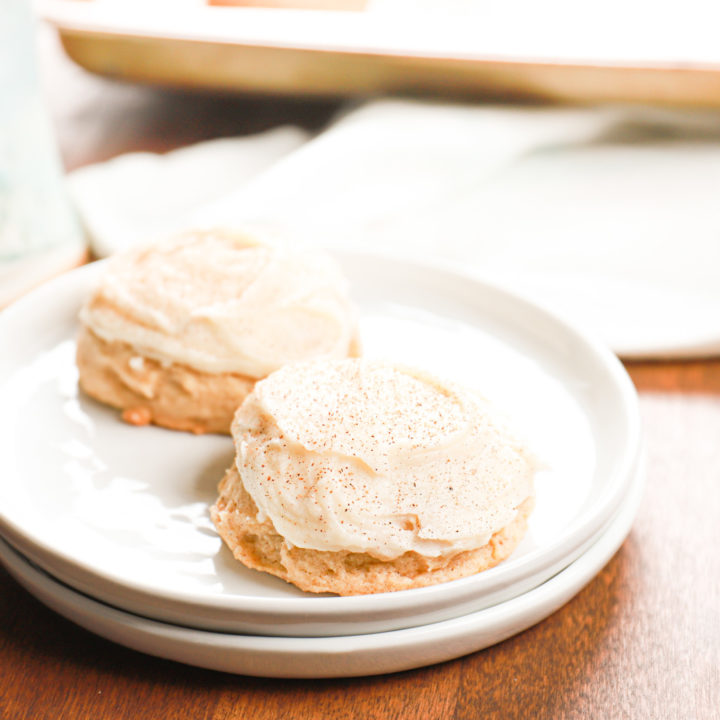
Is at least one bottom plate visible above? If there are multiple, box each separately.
[0,461,644,679]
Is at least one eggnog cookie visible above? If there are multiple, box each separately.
[211,359,537,595]
[77,231,359,434]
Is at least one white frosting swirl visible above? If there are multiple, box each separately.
[80,231,358,377]
[233,359,536,559]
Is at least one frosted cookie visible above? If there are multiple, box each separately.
[211,358,537,595]
[76,231,359,434]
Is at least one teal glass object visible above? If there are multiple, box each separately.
[0,0,83,268]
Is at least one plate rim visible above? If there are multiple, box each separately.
[0,251,641,625]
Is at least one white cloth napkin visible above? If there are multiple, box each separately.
[67,126,309,258]
[69,100,720,358]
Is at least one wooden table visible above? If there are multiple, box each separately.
[2,28,719,720]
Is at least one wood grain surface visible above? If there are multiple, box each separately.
[1,27,718,720]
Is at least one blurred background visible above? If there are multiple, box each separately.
[4,0,720,356]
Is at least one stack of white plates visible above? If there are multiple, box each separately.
[0,251,643,678]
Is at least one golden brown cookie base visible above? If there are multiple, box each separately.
[76,327,255,434]
[211,465,534,596]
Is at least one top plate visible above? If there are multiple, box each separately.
[0,251,641,636]
[40,0,720,106]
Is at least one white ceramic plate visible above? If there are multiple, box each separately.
[0,459,644,678]
[0,252,641,636]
